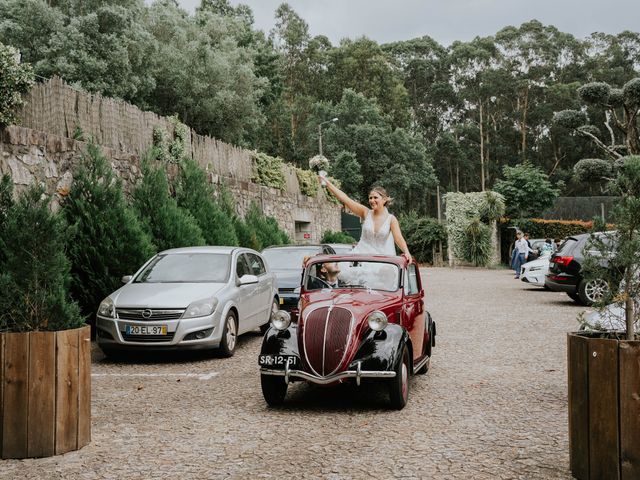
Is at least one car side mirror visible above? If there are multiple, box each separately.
[121,275,132,284]
[238,274,259,286]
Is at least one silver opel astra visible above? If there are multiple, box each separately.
[96,246,278,357]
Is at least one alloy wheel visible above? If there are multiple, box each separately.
[585,278,609,303]
[225,315,237,351]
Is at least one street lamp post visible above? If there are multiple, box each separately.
[318,117,338,156]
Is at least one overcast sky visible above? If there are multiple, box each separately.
[175,0,639,46]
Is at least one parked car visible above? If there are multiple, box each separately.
[326,243,355,254]
[96,246,278,357]
[545,232,614,306]
[259,254,436,410]
[520,253,552,287]
[261,244,336,320]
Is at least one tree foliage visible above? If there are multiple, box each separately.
[62,143,156,318]
[494,162,560,218]
[0,41,34,127]
[0,185,83,332]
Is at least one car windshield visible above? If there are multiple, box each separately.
[305,260,400,292]
[262,248,319,270]
[331,245,354,254]
[134,253,230,283]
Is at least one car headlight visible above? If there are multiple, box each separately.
[367,311,388,331]
[183,298,219,318]
[271,310,291,331]
[98,297,115,318]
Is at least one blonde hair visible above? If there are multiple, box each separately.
[369,186,393,206]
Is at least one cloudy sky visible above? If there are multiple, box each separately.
[176,0,638,45]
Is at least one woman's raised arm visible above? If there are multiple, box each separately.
[321,176,368,219]
[390,216,412,261]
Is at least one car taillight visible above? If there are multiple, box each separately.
[552,256,574,267]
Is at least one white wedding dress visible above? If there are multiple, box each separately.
[352,208,396,255]
[339,209,398,289]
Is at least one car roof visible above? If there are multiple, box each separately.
[262,244,329,251]
[158,246,241,255]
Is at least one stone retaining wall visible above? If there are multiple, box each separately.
[0,125,340,242]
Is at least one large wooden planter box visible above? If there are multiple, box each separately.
[568,332,640,479]
[0,325,91,459]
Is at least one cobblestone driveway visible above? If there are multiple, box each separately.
[2,267,585,479]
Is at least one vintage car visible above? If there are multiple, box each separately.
[258,254,436,409]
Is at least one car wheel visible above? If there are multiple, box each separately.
[388,344,410,410]
[260,299,278,334]
[578,278,609,306]
[261,374,288,406]
[567,292,581,303]
[219,311,238,357]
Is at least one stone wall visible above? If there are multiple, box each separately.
[0,125,341,242]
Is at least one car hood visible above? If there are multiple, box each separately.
[271,269,303,289]
[111,282,227,309]
[300,289,399,320]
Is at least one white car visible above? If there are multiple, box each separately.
[96,246,278,357]
[520,254,551,287]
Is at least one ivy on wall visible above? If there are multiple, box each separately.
[444,191,505,266]
[152,115,189,164]
[0,43,34,127]
[295,168,318,197]
[251,151,286,191]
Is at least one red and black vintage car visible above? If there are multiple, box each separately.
[259,254,436,409]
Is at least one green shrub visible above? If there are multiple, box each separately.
[234,216,260,250]
[176,159,239,246]
[0,42,34,127]
[244,202,290,250]
[493,162,560,218]
[295,167,318,197]
[553,110,588,130]
[398,212,447,263]
[62,143,156,318]
[460,219,492,267]
[132,159,205,251]
[0,185,82,332]
[0,175,13,266]
[578,82,611,105]
[251,151,286,190]
[321,230,356,244]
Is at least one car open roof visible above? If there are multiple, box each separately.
[305,254,408,267]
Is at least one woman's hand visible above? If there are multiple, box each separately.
[402,252,413,263]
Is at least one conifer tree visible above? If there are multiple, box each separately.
[176,159,239,246]
[0,185,82,332]
[62,143,156,317]
[132,160,205,251]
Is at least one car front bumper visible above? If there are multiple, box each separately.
[95,310,224,351]
[261,361,396,386]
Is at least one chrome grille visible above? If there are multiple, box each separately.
[303,306,353,376]
[116,308,184,321]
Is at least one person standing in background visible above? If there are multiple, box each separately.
[513,231,532,279]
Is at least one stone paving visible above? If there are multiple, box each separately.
[1,267,585,479]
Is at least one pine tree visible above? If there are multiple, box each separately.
[0,185,82,332]
[62,143,156,318]
[132,160,206,251]
[176,159,239,246]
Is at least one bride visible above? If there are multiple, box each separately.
[320,176,412,261]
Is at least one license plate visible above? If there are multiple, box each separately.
[126,325,167,335]
[259,355,298,368]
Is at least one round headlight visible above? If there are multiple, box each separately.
[367,310,388,331]
[271,310,291,331]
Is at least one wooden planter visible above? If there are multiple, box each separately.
[568,332,640,479]
[0,325,91,459]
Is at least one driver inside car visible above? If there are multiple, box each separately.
[308,261,343,289]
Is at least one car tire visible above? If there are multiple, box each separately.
[261,374,288,406]
[260,299,278,334]
[388,344,410,410]
[567,292,581,303]
[577,278,609,306]
[219,311,238,357]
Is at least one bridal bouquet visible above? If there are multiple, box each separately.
[309,155,329,185]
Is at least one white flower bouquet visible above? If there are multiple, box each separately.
[309,155,329,186]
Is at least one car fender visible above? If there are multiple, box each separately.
[219,301,240,328]
[348,323,410,373]
[259,323,300,369]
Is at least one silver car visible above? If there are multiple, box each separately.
[96,246,278,357]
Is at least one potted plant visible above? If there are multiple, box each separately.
[0,178,90,459]
[567,155,640,480]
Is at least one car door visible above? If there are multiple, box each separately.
[236,252,259,331]
[245,252,272,328]
[402,263,425,362]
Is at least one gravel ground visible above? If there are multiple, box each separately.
[1,267,585,480]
